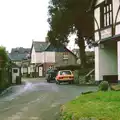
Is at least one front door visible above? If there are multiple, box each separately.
[39,67,43,77]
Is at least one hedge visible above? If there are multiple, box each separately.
[56,65,81,71]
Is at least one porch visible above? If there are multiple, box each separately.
[95,40,118,83]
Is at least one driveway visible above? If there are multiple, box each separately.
[0,78,97,120]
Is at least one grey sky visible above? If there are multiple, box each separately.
[0,0,49,52]
[0,0,92,52]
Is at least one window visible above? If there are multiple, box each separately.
[13,69,18,73]
[63,52,68,59]
[60,71,72,75]
[100,0,112,28]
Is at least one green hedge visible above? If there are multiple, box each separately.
[0,46,8,67]
[0,46,10,89]
[56,65,81,71]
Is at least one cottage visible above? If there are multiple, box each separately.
[89,0,120,83]
[9,47,30,77]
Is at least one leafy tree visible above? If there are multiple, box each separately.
[0,46,8,68]
[47,0,94,67]
[0,46,9,88]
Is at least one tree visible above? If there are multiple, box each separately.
[0,46,9,89]
[0,46,8,68]
[47,0,94,67]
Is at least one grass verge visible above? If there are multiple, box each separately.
[60,91,120,120]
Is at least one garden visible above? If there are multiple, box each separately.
[59,81,120,120]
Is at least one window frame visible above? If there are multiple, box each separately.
[63,52,68,60]
[100,0,113,28]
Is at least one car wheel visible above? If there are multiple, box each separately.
[71,81,74,84]
[58,81,60,85]
[55,80,58,84]
[56,80,60,85]
[47,79,50,83]
[69,81,71,84]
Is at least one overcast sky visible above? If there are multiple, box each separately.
[0,0,50,52]
[0,0,92,52]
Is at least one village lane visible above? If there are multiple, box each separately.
[0,78,97,120]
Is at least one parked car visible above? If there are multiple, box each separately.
[55,70,74,84]
[46,69,58,83]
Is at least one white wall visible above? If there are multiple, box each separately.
[12,68,20,83]
[113,0,120,24]
[36,52,44,63]
[44,52,55,63]
[117,41,120,80]
[95,44,117,81]
[28,67,30,74]
[96,0,104,6]
[94,7,100,31]
[31,46,36,63]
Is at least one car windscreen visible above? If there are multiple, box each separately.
[60,71,72,75]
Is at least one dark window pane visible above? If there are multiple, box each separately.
[60,71,72,75]
[13,69,18,73]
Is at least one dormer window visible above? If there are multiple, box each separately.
[100,0,112,28]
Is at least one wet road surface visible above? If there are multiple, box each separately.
[0,78,97,120]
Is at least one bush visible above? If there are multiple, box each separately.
[99,81,109,91]
[56,65,81,71]
[0,46,8,68]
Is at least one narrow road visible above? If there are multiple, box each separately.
[0,78,97,120]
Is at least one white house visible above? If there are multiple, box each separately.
[89,0,120,83]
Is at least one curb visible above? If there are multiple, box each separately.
[0,86,12,96]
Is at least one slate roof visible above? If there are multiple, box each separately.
[31,41,76,58]
[32,41,48,52]
[9,47,30,61]
[45,43,77,58]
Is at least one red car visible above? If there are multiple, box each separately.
[55,70,74,84]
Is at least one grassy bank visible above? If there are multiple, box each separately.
[60,91,120,120]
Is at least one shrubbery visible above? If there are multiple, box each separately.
[99,81,109,91]
[0,46,9,89]
[0,46,8,67]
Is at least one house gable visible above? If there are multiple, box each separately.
[32,41,48,52]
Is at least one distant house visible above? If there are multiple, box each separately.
[9,47,30,77]
[30,41,48,77]
[30,41,77,77]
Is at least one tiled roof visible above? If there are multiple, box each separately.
[45,43,77,57]
[9,47,30,61]
[32,41,48,52]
